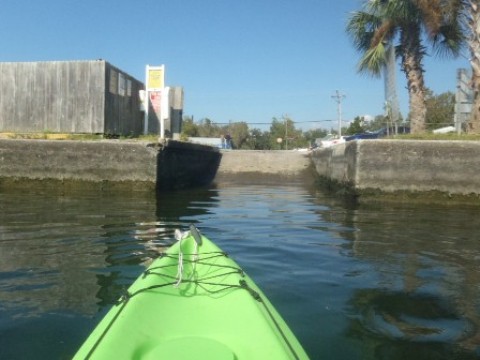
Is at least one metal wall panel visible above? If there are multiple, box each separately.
[104,62,144,136]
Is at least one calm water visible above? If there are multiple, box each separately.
[0,184,479,359]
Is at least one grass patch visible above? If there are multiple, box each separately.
[120,134,159,141]
[0,132,161,142]
[386,133,480,141]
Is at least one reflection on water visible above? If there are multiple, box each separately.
[0,187,217,319]
[349,289,471,341]
[0,185,479,359]
[337,204,480,357]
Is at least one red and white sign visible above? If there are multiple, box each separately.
[149,91,162,113]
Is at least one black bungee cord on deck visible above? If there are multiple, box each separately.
[83,227,301,360]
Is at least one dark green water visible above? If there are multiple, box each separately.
[0,184,479,359]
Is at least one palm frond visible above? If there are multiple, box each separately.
[413,0,443,35]
[431,0,467,58]
[346,11,382,51]
[357,42,388,76]
[432,22,466,58]
[371,19,395,47]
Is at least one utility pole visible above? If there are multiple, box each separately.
[284,116,288,150]
[384,44,400,134]
[331,90,346,136]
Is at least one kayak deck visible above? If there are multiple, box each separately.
[74,227,309,359]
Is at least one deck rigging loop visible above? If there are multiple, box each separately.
[189,224,203,246]
[174,226,200,287]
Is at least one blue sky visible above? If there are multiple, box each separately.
[0,0,469,131]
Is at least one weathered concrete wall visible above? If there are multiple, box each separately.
[0,139,158,185]
[2,140,309,191]
[311,140,480,196]
[5,139,479,196]
[215,150,314,184]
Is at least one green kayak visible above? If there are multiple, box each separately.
[74,225,309,359]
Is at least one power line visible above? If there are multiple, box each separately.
[211,119,337,126]
[295,120,336,123]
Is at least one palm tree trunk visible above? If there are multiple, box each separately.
[467,0,480,133]
[401,25,427,134]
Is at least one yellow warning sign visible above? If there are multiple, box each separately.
[147,66,164,90]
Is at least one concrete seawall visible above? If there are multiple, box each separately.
[0,140,311,191]
[0,139,220,191]
[214,150,314,185]
[311,140,480,199]
[3,138,478,201]
[0,139,158,181]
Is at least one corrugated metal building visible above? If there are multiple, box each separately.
[0,60,145,135]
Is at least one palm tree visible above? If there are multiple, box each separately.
[462,0,480,133]
[346,0,464,134]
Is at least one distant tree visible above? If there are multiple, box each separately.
[364,114,388,132]
[269,116,304,149]
[197,118,220,137]
[247,128,271,150]
[345,116,367,135]
[269,117,286,149]
[303,128,328,146]
[425,89,455,130]
[221,121,250,149]
[181,116,199,137]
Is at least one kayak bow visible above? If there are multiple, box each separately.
[74,225,309,359]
